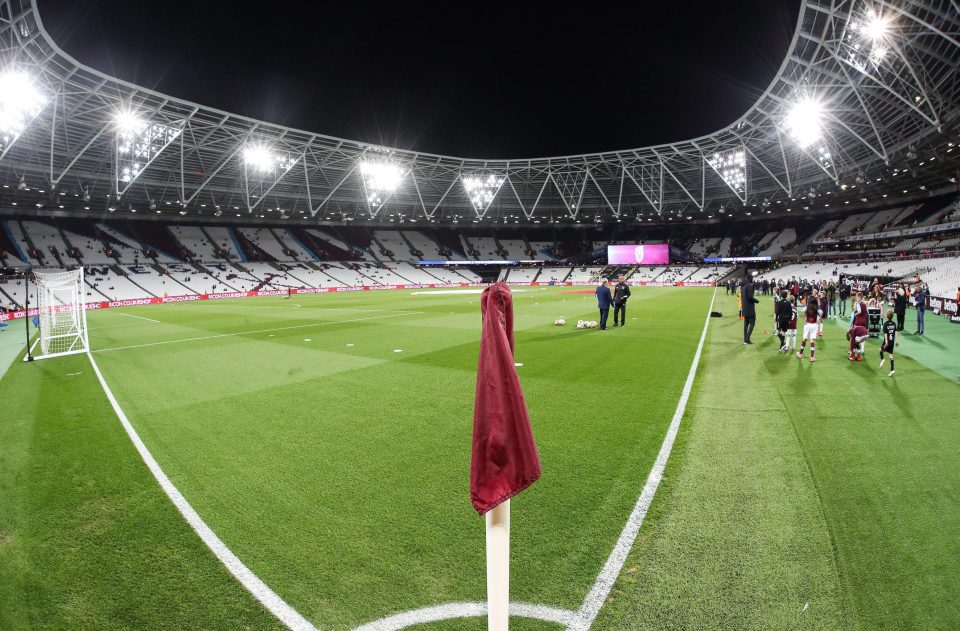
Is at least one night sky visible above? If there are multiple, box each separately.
[39,0,801,159]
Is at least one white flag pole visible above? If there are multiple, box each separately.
[485,498,510,631]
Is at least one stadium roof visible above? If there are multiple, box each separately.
[1,0,959,226]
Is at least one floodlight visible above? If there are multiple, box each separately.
[869,45,888,64]
[462,174,505,211]
[861,10,889,41]
[707,149,746,191]
[786,98,824,148]
[243,145,276,172]
[360,160,404,208]
[0,71,47,142]
[114,110,145,135]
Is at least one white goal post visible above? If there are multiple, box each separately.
[29,268,90,361]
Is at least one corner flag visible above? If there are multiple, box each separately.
[471,282,540,631]
[470,281,541,514]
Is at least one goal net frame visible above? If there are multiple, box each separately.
[28,268,90,361]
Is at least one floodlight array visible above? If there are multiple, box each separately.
[844,6,894,70]
[243,145,295,174]
[463,174,504,213]
[360,160,405,208]
[707,150,746,192]
[0,71,46,150]
[115,111,180,184]
[785,97,824,149]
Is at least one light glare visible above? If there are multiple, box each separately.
[0,71,47,144]
[786,98,824,148]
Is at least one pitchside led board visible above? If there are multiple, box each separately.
[606,244,670,265]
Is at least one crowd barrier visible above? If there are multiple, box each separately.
[0,280,719,322]
[928,295,959,323]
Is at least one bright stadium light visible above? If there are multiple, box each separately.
[462,173,505,213]
[360,160,405,208]
[115,110,145,136]
[113,109,180,189]
[707,150,746,192]
[243,145,276,173]
[786,98,824,148]
[241,144,296,174]
[860,9,890,41]
[869,45,888,64]
[0,71,47,147]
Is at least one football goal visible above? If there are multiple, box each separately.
[29,268,90,361]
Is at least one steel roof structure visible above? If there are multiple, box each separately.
[1,0,959,226]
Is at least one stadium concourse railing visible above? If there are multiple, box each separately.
[0,280,719,322]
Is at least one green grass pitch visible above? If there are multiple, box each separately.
[1,286,957,629]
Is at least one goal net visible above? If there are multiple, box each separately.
[32,268,89,360]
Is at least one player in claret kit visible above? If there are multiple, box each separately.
[879,309,899,376]
[815,288,826,337]
[797,294,821,362]
[846,324,869,361]
[851,291,869,330]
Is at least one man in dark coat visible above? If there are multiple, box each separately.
[741,273,760,344]
[595,279,613,330]
[612,276,631,327]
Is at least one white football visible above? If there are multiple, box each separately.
[577,320,586,329]
[555,318,566,326]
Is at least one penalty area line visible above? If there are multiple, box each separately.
[566,287,717,631]
[85,350,317,631]
[92,312,419,354]
[114,312,162,323]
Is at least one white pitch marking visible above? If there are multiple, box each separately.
[115,312,161,323]
[352,601,575,631]
[85,351,317,631]
[66,372,82,376]
[515,362,524,367]
[92,312,415,354]
[393,349,403,353]
[410,289,528,295]
[346,343,354,347]
[304,339,312,342]
[566,288,717,631]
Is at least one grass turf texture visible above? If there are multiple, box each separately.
[596,292,960,630]
[1,287,957,629]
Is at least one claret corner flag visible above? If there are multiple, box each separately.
[470,281,541,513]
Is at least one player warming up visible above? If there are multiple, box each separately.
[879,309,899,377]
[797,295,821,362]
[846,324,869,361]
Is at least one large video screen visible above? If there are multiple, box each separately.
[607,244,670,265]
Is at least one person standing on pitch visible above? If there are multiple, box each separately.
[741,273,759,345]
[894,285,907,331]
[776,290,792,352]
[914,283,926,335]
[879,309,899,377]
[595,279,613,330]
[838,278,850,318]
[612,276,631,327]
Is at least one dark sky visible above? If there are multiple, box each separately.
[38,0,801,159]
